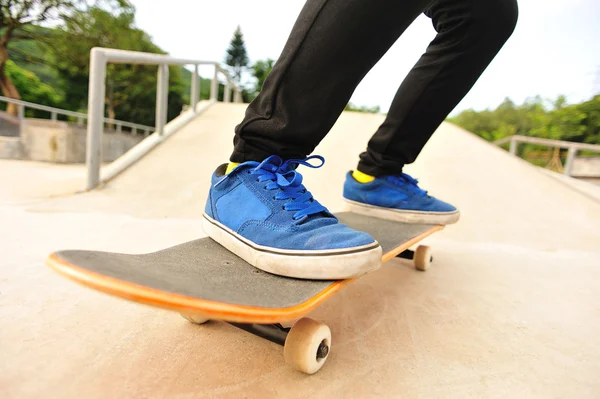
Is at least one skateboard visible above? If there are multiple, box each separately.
[46,212,443,375]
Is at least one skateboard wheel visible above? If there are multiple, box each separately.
[414,245,432,271]
[180,313,209,324]
[284,318,331,375]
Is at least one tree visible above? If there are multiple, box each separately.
[448,94,600,167]
[3,60,62,115]
[546,95,586,142]
[49,3,186,126]
[578,95,600,145]
[0,0,76,113]
[225,25,248,83]
[51,2,134,112]
[8,25,60,89]
[54,5,141,119]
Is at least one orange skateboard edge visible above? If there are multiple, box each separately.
[46,224,443,324]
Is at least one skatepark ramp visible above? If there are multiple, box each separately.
[2,102,600,397]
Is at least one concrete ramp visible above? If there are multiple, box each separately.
[2,103,600,398]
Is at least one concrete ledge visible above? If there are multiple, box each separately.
[572,156,600,178]
[1,119,142,163]
[0,136,24,159]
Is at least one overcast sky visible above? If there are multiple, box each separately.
[129,0,599,114]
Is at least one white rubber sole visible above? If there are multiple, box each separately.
[201,214,382,280]
[342,198,460,225]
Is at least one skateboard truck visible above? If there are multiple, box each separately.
[187,317,331,374]
[228,322,328,359]
[229,322,290,346]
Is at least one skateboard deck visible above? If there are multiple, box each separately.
[47,212,442,324]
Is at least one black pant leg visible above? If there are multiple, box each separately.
[230,0,431,163]
[358,0,519,176]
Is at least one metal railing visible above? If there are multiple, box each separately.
[0,95,154,136]
[86,47,242,190]
[495,135,600,176]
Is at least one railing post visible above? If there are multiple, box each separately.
[17,104,24,136]
[117,123,122,133]
[77,117,84,127]
[51,111,57,121]
[132,127,137,135]
[224,81,232,103]
[509,137,518,155]
[156,64,169,136]
[234,89,242,103]
[210,65,219,101]
[86,48,107,190]
[191,64,199,112]
[564,147,577,176]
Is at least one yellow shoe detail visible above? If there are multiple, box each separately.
[225,162,240,175]
[352,170,375,184]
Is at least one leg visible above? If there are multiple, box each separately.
[358,0,519,176]
[344,0,518,224]
[230,0,432,163]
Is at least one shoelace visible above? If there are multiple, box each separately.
[386,173,428,197]
[217,155,329,221]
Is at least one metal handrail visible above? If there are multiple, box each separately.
[86,47,243,189]
[0,95,154,134]
[494,135,600,176]
[495,135,600,152]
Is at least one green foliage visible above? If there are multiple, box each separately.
[251,58,274,93]
[0,0,77,106]
[225,26,249,83]
[450,95,600,145]
[0,0,76,29]
[449,94,600,166]
[47,3,185,126]
[578,95,600,145]
[1,0,223,126]
[344,102,381,114]
[3,60,63,116]
[7,26,61,87]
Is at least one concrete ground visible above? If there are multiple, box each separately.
[0,159,85,205]
[1,103,599,398]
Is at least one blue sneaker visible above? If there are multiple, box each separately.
[342,172,460,225]
[203,156,382,279]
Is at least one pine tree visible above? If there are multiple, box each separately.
[225,26,249,83]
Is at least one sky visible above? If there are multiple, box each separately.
[129,0,600,115]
